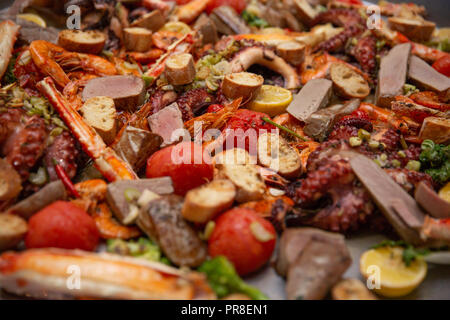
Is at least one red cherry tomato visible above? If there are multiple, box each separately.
[336,0,362,4]
[206,104,224,113]
[432,55,450,77]
[223,109,275,154]
[175,0,191,4]
[208,208,276,276]
[206,0,246,14]
[25,201,99,251]
[146,141,213,195]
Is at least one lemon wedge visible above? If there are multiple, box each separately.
[160,22,191,35]
[248,85,293,117]
[360,246,427,298]
[17,13,47,28]
[438,182,450,203]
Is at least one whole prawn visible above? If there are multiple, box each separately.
[29,40,117,88]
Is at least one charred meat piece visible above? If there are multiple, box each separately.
[194,14,218,45]
[415,182,450,219]
[148,103,185,147]
[106,177,173,225]
[408,55,450,94]
[276,228,351,300]
[303,99,360,142]
[350,154,427,245]
[112,126,162,170]
[287,79,332,122]
[210,6,250,35]
[5,181,67,219]
[137,195,207,267]
[82,75,147,112]
[376,43,411,108]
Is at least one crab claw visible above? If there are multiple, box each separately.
[37,77,137,181]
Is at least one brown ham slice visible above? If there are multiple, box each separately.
[82,75,146,112]
[137,195,208,267]
[112,126,162,170]
[287,78,332,122]
[5,181,67,219]
[148,103,186,147]
[349,154,426,245]
[275,228,351,300]
[376,43,411,108]
[106,177,174,225]
[303,99,360,141]
[408,55,450,94]
[415,182,450,219]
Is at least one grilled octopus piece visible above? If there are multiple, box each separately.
[44,131,79,181]
[316,25,363,53]
[349,35,377,75]
[0,108,79,185]
[175,88,214,122]
[288,158,373,233]
[310,8,366,28]
[0,111,48,181]
[312,9,367,53]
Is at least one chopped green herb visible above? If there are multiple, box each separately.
[371,240,429,267]
[242,10,269,29]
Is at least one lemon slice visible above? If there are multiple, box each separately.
[248,85,293,117]
[438,182,450,203]
[17,13,47,28]
[161,22,191,35]
[360,246,427,298]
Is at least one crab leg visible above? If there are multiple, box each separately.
[0,248,214,300]
[37,77,137,181]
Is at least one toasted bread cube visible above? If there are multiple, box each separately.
[257,132,302,178]
[80,96,117,145]
[419,117,450,144]
[58,29,106,54]
[330,63,370,99]
[0,214,27,252]
[123,27,153,52]
[216,163,265,203]
[182,179,236,223]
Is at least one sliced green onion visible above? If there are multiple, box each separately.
[28,167,48,186]
[262,117,307,141]
[406,160,421,171]
[358,129,370,141]
[397,150,406,158]
[124,188,141,202]
[400,135,408,150]
[368,140,380,149]
[391,159,401,168]
[349,136,362,147]
[142,75,155,87]
[203,221,216,240]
